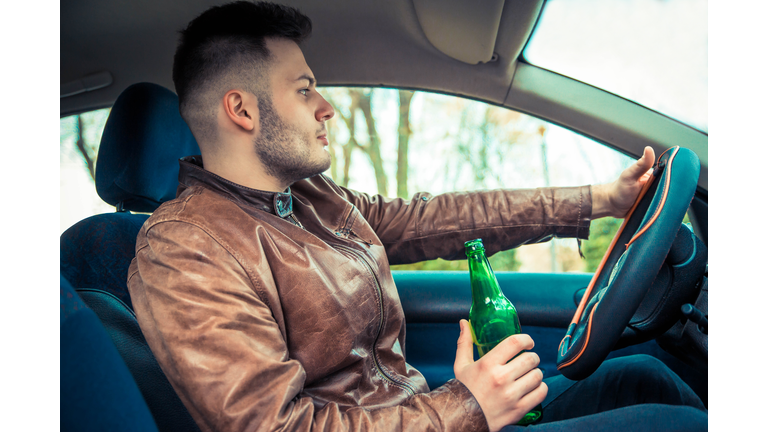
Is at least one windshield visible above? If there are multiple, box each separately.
[523,0,707,133]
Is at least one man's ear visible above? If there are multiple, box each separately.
[222,90,257,132]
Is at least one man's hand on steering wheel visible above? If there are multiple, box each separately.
[592,146,656,219]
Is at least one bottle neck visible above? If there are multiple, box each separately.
[467,251,502,305]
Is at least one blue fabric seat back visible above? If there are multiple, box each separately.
[60,83,201,432]
[61,212,149,309]
[61,274,159,432]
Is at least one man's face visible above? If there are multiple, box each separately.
[253,38,335,187]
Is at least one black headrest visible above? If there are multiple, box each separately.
[95,83,200,213]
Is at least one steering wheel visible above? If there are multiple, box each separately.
[556,146,701,380]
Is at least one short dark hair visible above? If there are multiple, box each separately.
[172,1,312,143]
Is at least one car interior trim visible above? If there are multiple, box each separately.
[60,71,114,98]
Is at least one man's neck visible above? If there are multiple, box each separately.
[201,152,288,192]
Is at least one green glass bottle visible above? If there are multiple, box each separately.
[465,239,543,426]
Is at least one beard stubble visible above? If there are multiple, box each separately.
[253,95,330,187]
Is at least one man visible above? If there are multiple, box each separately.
[127,2,707,431]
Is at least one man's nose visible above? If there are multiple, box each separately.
[316,93,335,122]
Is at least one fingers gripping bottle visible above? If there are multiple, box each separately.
[465,239,543,426]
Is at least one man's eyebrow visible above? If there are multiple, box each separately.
[295,74,316,86]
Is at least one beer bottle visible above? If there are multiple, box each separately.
[465,238,543,425]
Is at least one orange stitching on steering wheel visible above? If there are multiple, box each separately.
[566,169,656,328]
[625,146,679,248]
[558,147,670,362]
[557,299,601,369]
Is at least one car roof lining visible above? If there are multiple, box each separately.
[61,0,542,112]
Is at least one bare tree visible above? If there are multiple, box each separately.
[74,115,97,181]
[355,89,388,196]
[325,88,414,198]
[538,125,558,272]
[396,90,414,198]
[334,89,362,188]
[452,105,491,189]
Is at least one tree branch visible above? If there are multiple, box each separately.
[74,115,96,181]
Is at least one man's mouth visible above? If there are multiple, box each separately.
[317,134,328,145]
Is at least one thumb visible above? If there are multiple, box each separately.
[624,146,655,181]
[454,319,475,371]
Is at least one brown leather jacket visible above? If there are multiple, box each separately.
[127,156,592,432]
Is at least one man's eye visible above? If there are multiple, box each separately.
[299,89,309,96]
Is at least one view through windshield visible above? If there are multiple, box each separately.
[523,0,707,133]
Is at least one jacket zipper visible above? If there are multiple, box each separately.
[342,227,372,245]
[288,207,414,395]
[334,242,416,396]
[289,214,304,229]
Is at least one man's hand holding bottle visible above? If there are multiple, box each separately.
[454,323,547,432]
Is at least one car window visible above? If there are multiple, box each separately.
[59,89,658,273]
[60,108,114,234]
[319,87,640,273]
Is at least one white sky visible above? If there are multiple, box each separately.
[525,0,708,132]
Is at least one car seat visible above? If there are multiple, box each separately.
[60,274,159,432]
[60,82,201,432]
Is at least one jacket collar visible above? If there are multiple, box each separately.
[178,156,294,218]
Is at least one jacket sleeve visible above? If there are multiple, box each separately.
[335,184,593,265]
[128,220,489,432]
